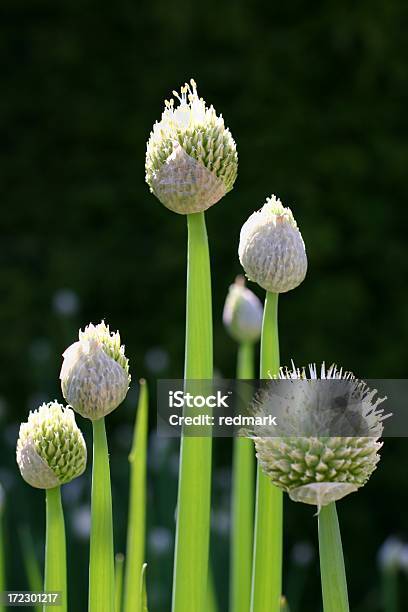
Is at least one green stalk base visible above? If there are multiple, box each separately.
[89,418,115,612]
[123,379,149,612]
[171,212,213,612]
[44,487,66,612]
[251,291,283,612]
[318,503,350,612]
[230,341,255,612]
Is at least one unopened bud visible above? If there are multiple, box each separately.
[223,276,263,343]
[60,321,130,421]
[17,401,87,489]
[239,195,307,293]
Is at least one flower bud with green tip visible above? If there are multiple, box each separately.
[250,363,388,508]
[146,79,238,214]
[239,195,307,293]
[223,276,263,344]
[16,402,87,489]
[60,321,130,421]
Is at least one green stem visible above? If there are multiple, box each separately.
[124,379,149,612]
[171,212,213,612]
[114,554,125,612]
[89,418,115,612]
[230,341,255,612]
[382,568,398,612]
[44,487,67,612]
[318,503,349,612]
[251,291,283,612]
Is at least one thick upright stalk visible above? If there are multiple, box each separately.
[251,291,283,612]
[230,341,255,612]
[172,212,213,612]
[124,379,149,612]
[89,418,115,612]
[318,503,349,612]
[44,487,67,612]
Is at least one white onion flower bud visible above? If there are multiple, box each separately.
[16,402,87,489]
[238,195,307,293]
[250,363,388,509]
[146,79,238,214]
[60,321,130,421]
[223,276,263,343]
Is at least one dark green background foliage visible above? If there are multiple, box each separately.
[1,1,407,610]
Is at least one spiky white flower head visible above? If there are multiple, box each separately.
[223,276,263,344]
[250,363,388,509]
[238,195,307,293]
[146,79,238,214]
[16,401,87,489]
[60,321,130,421]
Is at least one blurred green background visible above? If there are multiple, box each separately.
[1,0,407,610]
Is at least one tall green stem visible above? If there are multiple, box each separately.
[251,291,283,612]
[44,487,67,612]
[124,379,149,612]
[230,341,255,612]
[318,503,349,612]
[89,418,115,612]
[381,568,398,612]
[172,212,213,612]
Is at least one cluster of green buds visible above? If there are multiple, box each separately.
[146,79,238,214]
[60,321,130,421]
[239,195,307,293]
[249,363,388,509]
[16,402,87,489]
[223,276,263,343]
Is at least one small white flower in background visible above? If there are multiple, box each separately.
[71,505,92,540]
[146,79,238,214]
[291,541,315,567]
[239,195,307,293]
[148,527,173,556]
[378,536,404,572]
[223,276,263,344]
[52,289,80,316]
[16,401,87,489]
[399,545,408,573]
[249,363,388,509]
[60,321,130,421]
[144,347,169,373]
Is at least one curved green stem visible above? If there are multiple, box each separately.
[89,418,115,612]
[251,291,283,612]
[230,341,255,612]
[44,487,66,612]
[124,379,149,612]
[172,212,213,612]
[318,503,349,612]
